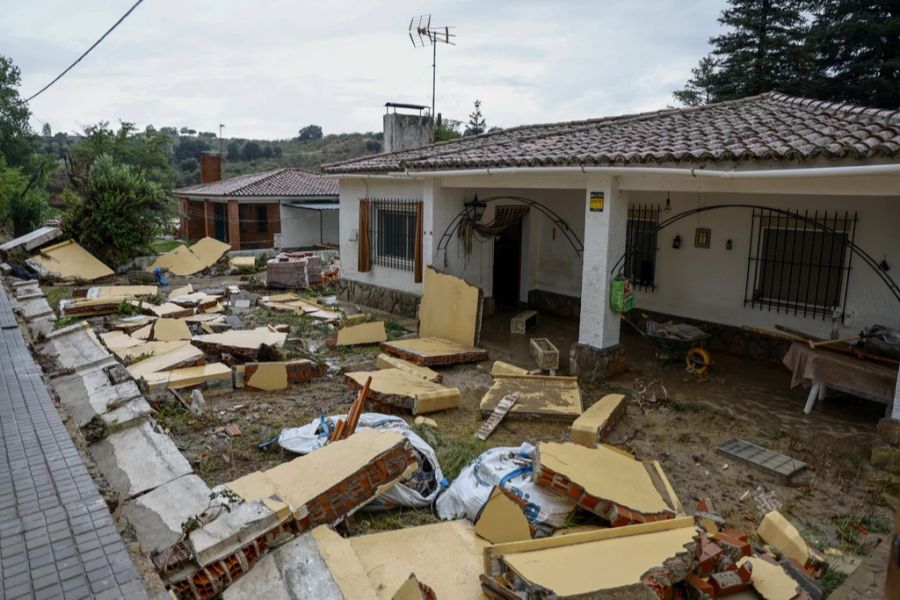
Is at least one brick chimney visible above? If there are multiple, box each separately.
[200,151,222,183]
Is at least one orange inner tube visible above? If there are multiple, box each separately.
[685,347,712,373]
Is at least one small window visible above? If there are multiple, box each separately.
[370,199,419,270]
[256,205,268,233]
[625,205,659,291]
[746,209,857,318]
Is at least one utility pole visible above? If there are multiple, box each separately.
[219,123,225,157]
[409,15,455,125]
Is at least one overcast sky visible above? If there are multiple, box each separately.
[3,0,724,139]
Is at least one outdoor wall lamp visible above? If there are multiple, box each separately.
[465,193,487,221]
[664,192,671,213]
[672,235,681,249]
[726,239,733,250]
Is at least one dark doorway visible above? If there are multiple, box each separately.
[213,203,228,242]
[493,218,523,310]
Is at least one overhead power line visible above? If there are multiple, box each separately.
[22,0,145,104]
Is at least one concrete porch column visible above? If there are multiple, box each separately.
[227,200,240,250]
[569,177,628,383]
[203,199,212,238]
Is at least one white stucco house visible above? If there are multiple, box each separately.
[321,92,900,382]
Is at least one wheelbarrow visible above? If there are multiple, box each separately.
[622,315,713,373]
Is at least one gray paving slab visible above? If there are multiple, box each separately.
[122,474,211,554]
[0,284,149,599]
[53,367,146,427]
[40,322,115,372]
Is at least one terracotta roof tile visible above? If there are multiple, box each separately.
[174,168,338,197]
[322,92,900,174]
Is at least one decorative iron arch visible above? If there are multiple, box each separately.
[436,195,584,258]
[610,203,900,306]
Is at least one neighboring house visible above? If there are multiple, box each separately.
[321,92,900,381]
[174,154,339,250]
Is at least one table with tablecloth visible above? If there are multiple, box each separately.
[782,342,898,414]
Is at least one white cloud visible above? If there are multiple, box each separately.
[4,0,723,138]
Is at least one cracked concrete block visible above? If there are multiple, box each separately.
[27,316,55,339]
[100,396,153,429]
[189,500,286,566]
[123,475,212,554]
[54,367,143,426]
[222,527,376,600]
[89,420,193,498]
[42,321,114,371]
[17,295,54,320]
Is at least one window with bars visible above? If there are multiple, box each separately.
[745,209,857,319]
[625,204,660,291]
[370,199,420,270]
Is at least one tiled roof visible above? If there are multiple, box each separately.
[174,168,338,197]
[322,92,900,174]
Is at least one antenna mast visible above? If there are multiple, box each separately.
[408,15,456,123]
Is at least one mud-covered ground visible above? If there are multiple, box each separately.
[38,268,896,596]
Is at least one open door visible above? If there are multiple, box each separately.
[492,218,522,311]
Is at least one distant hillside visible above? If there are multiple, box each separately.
[38,127,383,188]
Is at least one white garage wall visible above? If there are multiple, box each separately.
[279,205,340,248]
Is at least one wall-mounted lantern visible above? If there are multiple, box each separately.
[672,235,681,249]
[726,239,733,251]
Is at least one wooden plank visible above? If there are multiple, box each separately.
[475,394,518,441]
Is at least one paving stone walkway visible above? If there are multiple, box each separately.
[0,285,149,599]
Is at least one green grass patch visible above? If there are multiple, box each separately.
[53,316,79,329]
[344,508,439,536]
[42,285,72,313]
[412,423,490,481]
[385,320,410,339]
[155,402,192,435]
[821,569,848,597]
[151,238,183,253]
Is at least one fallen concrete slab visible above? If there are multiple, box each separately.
[143,363,233,397]
[123,474,212,554]
[127,343,204,380]
[0,225,62,254]
[60,297,127,317]
[480,375,582,422]
[757,511,823,570]
[491,360,530,376]
[474,486,531,544]
[76,284,158,299]
[189,500,289,568]
[26,315,54,339]
[346,369,460,414]
[130,300,195,319]
[53,365,146,427]
[152,318,193,341]
[738,556,802,600]
[570,393,627,446]
[350,520,487,600]
[89,420,193,498]
[482,517,699,599]
[375,353,442,383]
[42,321,115,372]
[226,429,414,524]
[111,339,191,363]
[336,321,387,346]
[381,336,489,366]
[243,360,322,391]
[146,238,229,277]
[222,526,378,600]
[27,239,114,282]
[534,442,681,526]
[192,327,287,358]
[17,295,54,320]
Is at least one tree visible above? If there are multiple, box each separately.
[464,100,486,136]
[434,113,461,141]
[808,0,900,108]
[0,154,46,236]
[673,57,718,107]
[226,141,241,161]
[272,146,283,158]
[297,125,323,142]
[179,127,197,135]
[241,141,262,161]
[62,155,173,266]
[365,139,383,153]
[674,0,812,105]
[41,123,52,137]
[179,158,198,172]
[261,146,274,159]
[67,122,174,188]
[159,126,178,136]
[0,55,38,171]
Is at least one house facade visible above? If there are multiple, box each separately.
[322,93,900,381]
[175,156,339,250]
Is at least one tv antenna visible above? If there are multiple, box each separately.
[408,15,456,123]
